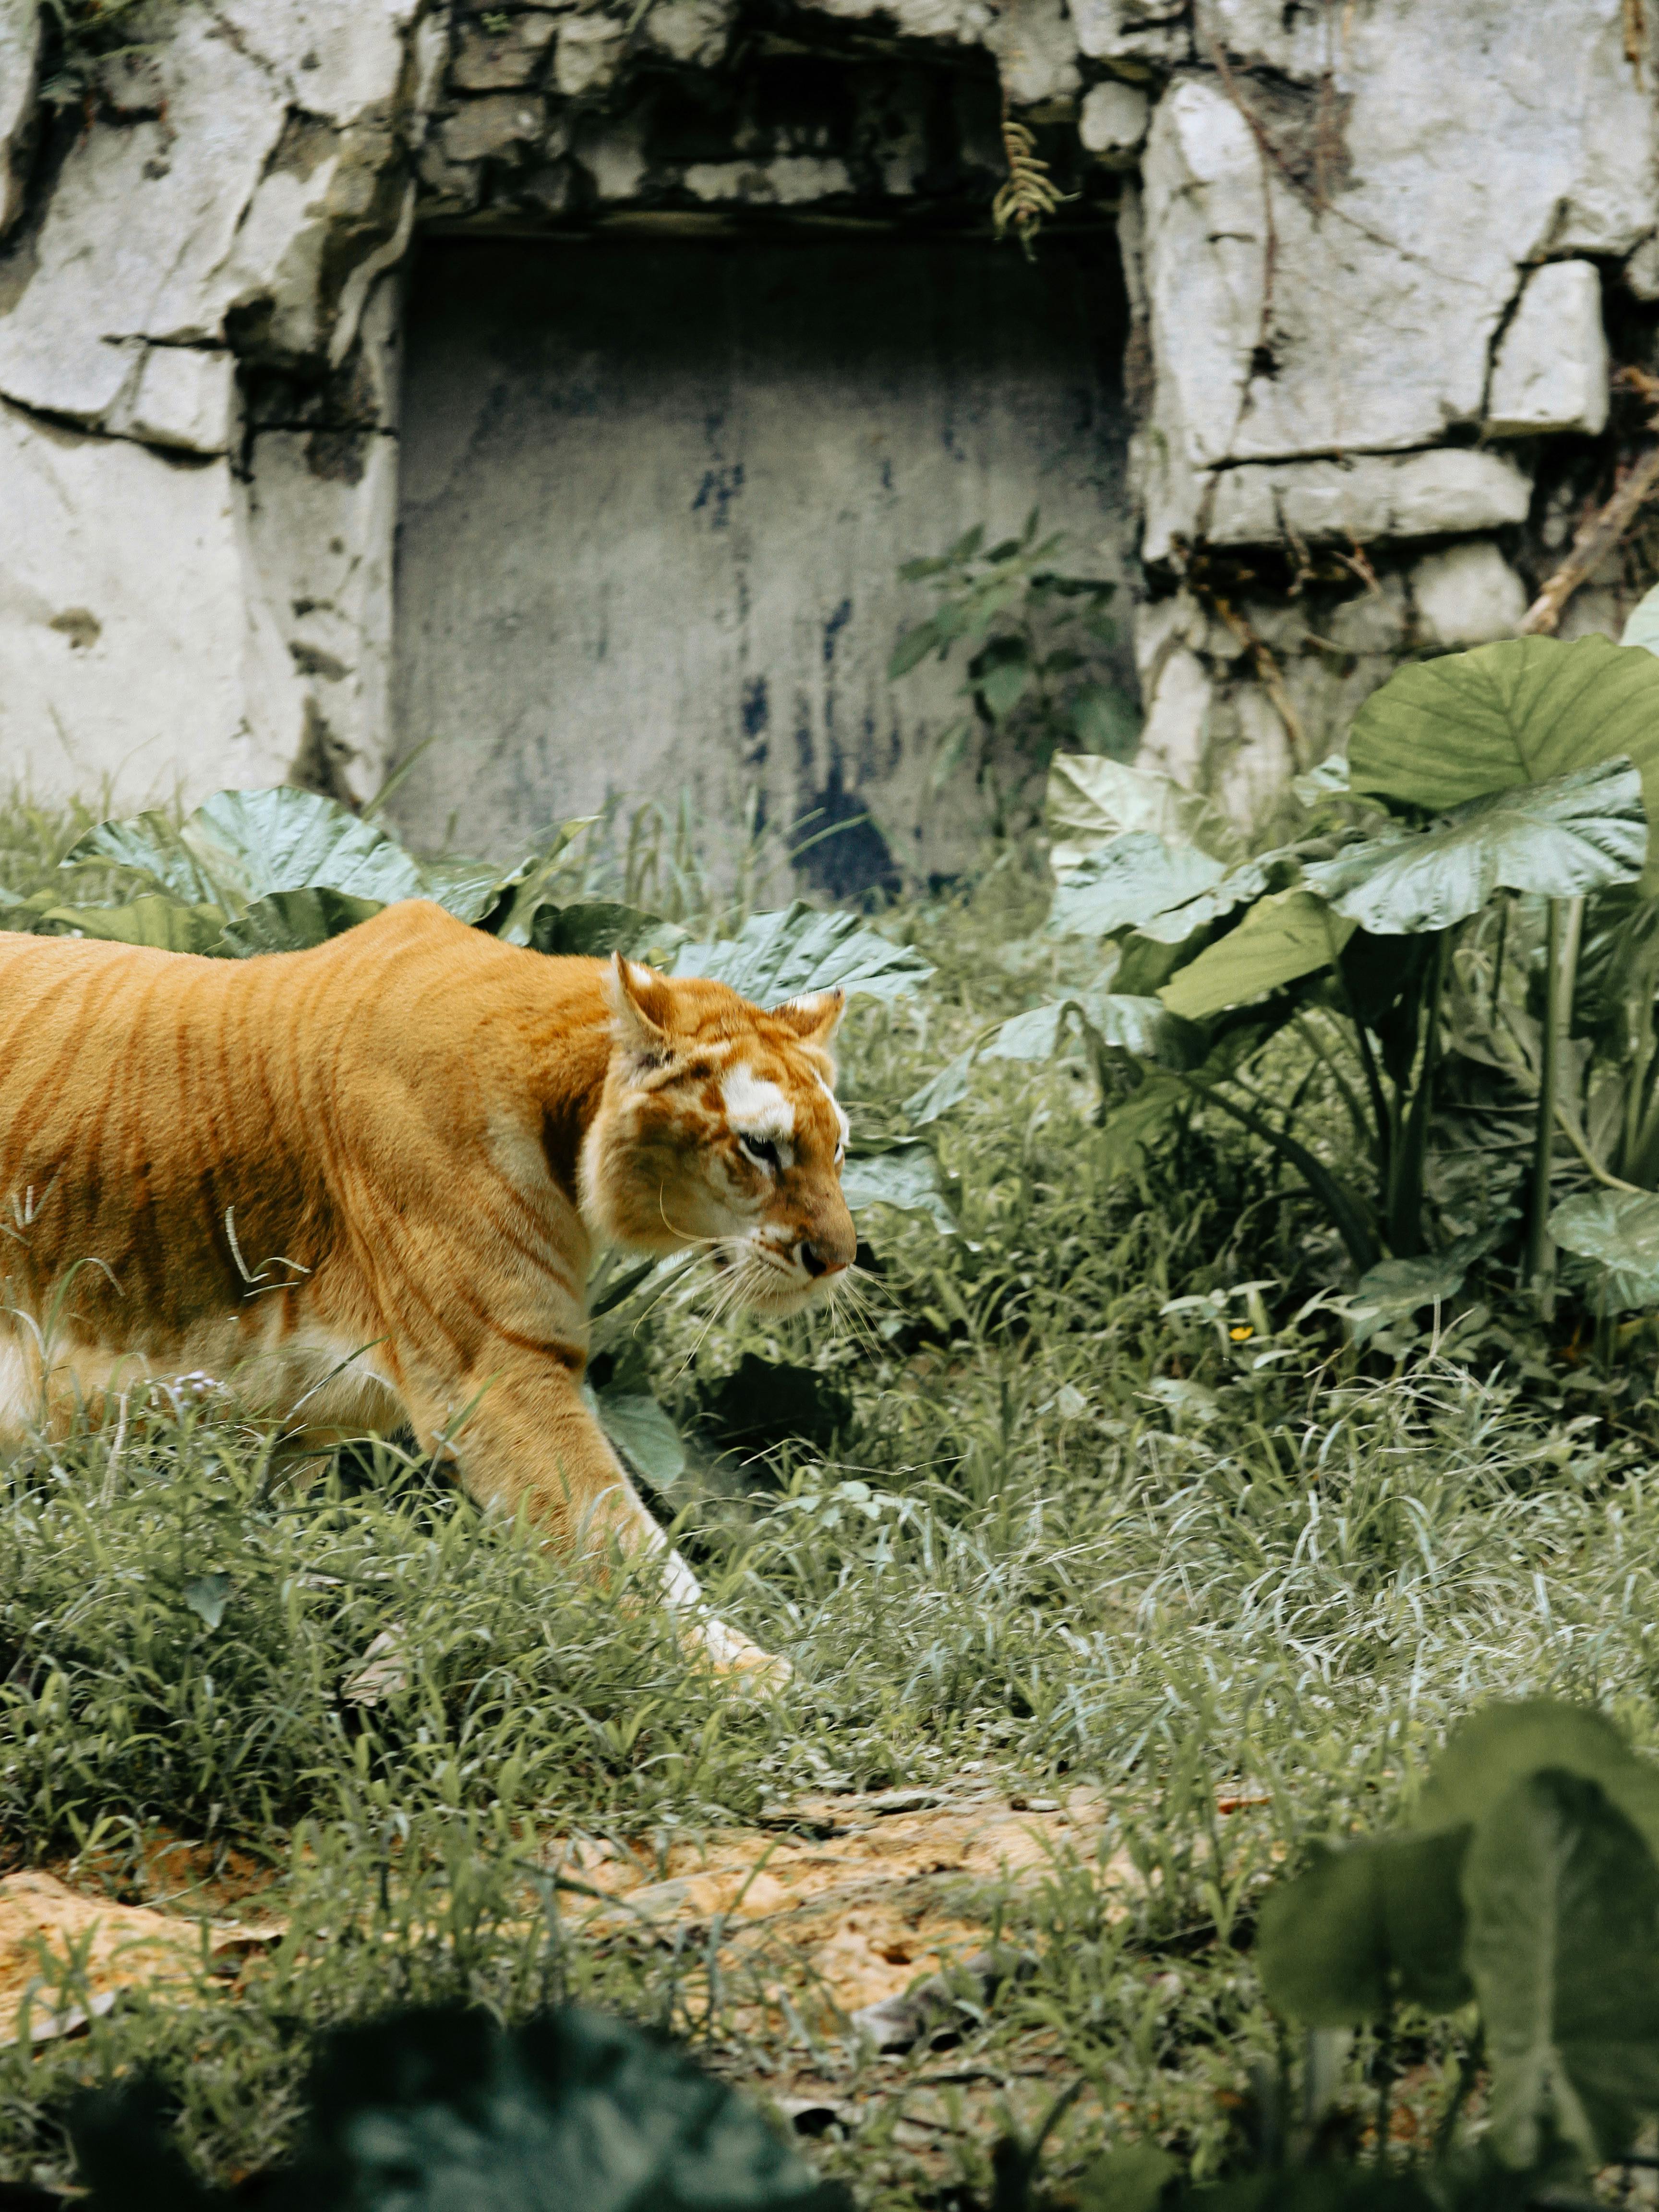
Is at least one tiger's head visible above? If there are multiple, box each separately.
[580,954,857,1315]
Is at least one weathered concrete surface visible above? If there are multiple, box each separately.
[388,235,1133,890]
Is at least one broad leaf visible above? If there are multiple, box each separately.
[669,903,932,1006]
[69,2003,850,2211]
[1255,1826,1473,2026]
[592,1390,688,1495]
[418,853,520,925]
[1046,754,1241,878]
[840,1143,956,1233]
[984,990,1200,1071]
[1302,760,1647,934]
[1465,1768,1659,2166]
[1348,636,1659,889]
[1158,892,1355,1021]
[60,809,220,905]
[1549,1189,1659,1310]
[1623,581,1659,658]
[1417,1699,1659,1865]
[1292,754,1352,804]
[217,889,385,957]
[36,895,227,953]
[185,788,431,911]
[1350,1250,1470,1339]
[903,1045,978,1128]
[529,901,675,960]
[1046,832,1226,940]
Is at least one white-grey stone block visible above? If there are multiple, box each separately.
[1627,234,1659,301]
[1412,543,1529,648]
[1194,0,1333,79]
[1079,81,1150,162]
[986,0,1080,105]
[119,345,239,456]
[639,0,733,67]
[440,92,547,164]
[0,0,40,236]
[1487,260,1611,437]
[1163,447,1533,557]
[1072,0,1190,63]
[553,14,626,96]
[0,406,301,810]
[451,13,558,89]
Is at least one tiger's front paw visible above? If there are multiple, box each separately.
[692,1614,793,1690]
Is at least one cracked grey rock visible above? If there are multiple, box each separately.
[1487,260,1610,437]
[110,344,240,455]
[1194,0,1336,79]
[0,0,38,238]
[1200,449,1534,552]
[1138,0,1651,509]
[986,0,1080,106]
[552,13,627,95]
[0,0,422,423]
[451,12,559,89]
[802,0,994,50]
[638,0,734,69]
[1072,0,1191,66]
[1627,233,1659,301]
[1080,80,1150,162]
[440,90,549,163]
[1412,542,1528,647]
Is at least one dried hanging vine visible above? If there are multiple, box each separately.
[991,111,1072,260]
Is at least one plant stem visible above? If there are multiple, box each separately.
[1173,1071,1379,1272]
[1330,956,1391,1183]
[1387,932,1447,1259]
[1432,2027,1483,2161]
[1527,898,1584,1311]
[1373,2008,1395,2170]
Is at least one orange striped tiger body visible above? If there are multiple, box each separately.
[0,900,855,1675]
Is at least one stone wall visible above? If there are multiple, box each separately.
[1,0,1656,872]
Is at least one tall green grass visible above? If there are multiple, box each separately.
[3,798,1659,2202]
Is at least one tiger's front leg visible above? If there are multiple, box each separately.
[397,1342,788,1683]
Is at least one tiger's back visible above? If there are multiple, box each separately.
[0,900,857,1675]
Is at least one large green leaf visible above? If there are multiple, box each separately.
[1046,832,1226,940]
[1348,637,1659,890]
[903,1045,978,1128]
[185,788,430,911]
[1549,1189,1659,1310]
[840,1142,956,1233]
[1416,1699,1659,1865]
[1465,1768,1659,2166]
[216,889,386,958]
[668,903,932,1006]
[529,901,677,960]
[1046,753,1241,877]
[60,808,221,905]
[985,989,1200,1071]
[65,788,514,926]
[592,1390,688,1495]
[1158,892,1355,1021]
[36,895,227,953]
[1254,1826,1473,2026]
[71,2003,849,2210]
[1301,760,1646,934]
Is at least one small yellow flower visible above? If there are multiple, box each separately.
[1229,1325,1254,1342]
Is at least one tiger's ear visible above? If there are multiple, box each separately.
[773,988,844,1047]
[605,954,672,1065]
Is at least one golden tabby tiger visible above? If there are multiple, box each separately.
[0,900,857,1676]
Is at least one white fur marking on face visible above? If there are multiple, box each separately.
[721,1065,795,1162]
[815,1070,851,1147]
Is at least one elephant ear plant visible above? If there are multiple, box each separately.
[909,605,1659,1326]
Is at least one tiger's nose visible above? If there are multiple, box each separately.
[800,1240,846,1279]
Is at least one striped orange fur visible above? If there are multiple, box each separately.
[0,900,857,1676]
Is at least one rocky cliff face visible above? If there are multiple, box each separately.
[0,0,1655,855]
